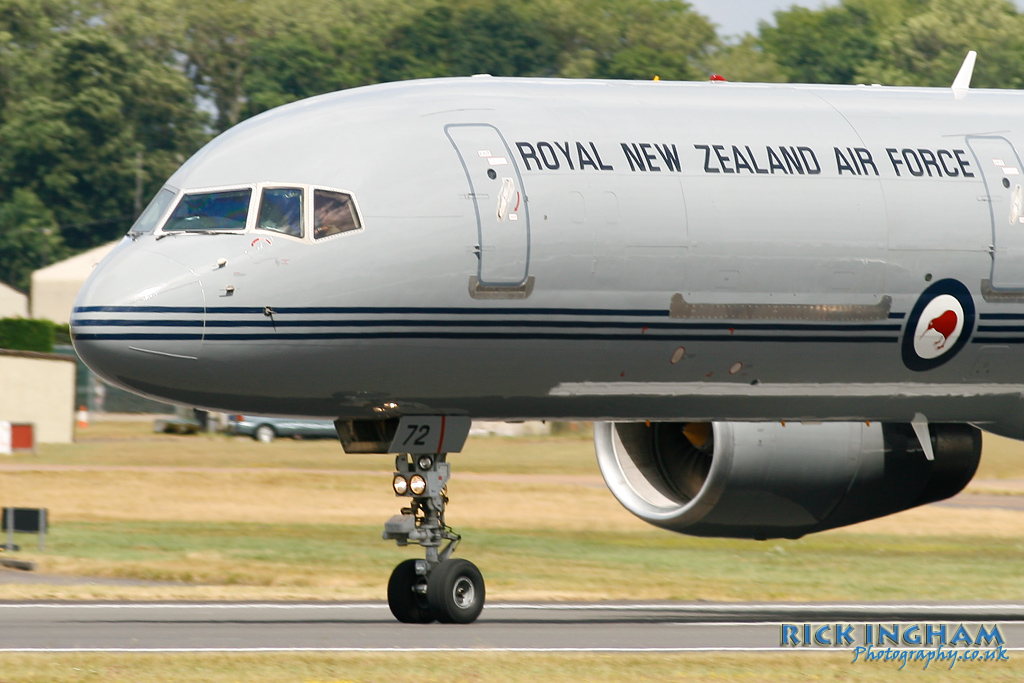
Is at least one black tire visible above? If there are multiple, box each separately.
[254,425,276,443]
[387,559,434,624]
[427,559,485,624]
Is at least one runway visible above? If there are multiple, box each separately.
[1,602,1022,652]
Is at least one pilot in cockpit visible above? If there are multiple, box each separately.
[313,190,359,240]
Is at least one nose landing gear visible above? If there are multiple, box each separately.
[383,453,485,624]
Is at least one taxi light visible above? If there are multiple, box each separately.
[393,475,409,495]
[409,475,427,495]
[417,455,434,470]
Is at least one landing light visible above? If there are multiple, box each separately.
[393,475,409,495]
[409,475,427,495]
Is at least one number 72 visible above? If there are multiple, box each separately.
[403,424,430,446]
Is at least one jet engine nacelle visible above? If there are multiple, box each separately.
[594,420,981,540]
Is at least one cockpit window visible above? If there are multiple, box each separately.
[314,190,360,240]
[163,188,252,232]
[257,187,303,237]
[128,187,176,234]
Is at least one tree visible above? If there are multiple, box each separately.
[242,35,352,117]
[547,0,718,80]
[376,0,561,81]
[0,9,207,250]
[0,188,64,291]
[705,35,787,83]
[857,0,1024,88]
[760,0,928,84]
[183,0,401,129]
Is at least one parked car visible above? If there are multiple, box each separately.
[227,414,337,443]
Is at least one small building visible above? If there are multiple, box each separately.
[0,349,76,444]
[30,241,118,325]
[0,282,28,319]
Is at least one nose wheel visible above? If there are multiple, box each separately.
[387,556,485,624]
[426,558,485,623]
[386,559,432,623]
[383,453,485,624]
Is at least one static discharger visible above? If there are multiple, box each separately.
[683,422,711,449]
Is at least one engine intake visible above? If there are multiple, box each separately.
[594,421,980,540]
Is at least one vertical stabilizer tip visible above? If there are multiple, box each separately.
[951,51,977,93]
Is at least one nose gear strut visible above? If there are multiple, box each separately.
[383,453,485,623]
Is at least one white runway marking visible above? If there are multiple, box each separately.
[0,648,838,653]
[3,602,1024,611]
[0,603,387,609]
[2,647,1022,653]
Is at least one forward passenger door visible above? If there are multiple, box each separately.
[446,124,531,288]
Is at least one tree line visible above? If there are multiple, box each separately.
[0,0,1020,291]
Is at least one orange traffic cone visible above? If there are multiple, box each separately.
[76,405,89,429]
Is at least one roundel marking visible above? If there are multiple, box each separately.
[901,279,975,372]
[913,295,964,359]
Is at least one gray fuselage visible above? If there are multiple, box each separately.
[70,77,1024,438]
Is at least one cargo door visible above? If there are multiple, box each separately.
[968,136,1024,289]
[446,124,530,287]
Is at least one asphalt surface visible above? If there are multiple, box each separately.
[0,602,1022,651]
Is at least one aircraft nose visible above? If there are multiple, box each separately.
[72,244,205,398]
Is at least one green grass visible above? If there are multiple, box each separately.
[10,520,1023,603]
[0,652,1019,683]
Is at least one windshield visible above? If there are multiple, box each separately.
[162,188,252,232]
[128,187,177,234]
[314,189,360,239]
[257,187,303,237]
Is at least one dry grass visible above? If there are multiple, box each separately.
[3,466,1021,536]
[36,422,601,475]
[0,652,1019,683]
[976,432,1024,479]
[835,506,1024,537]
[54,420,1024,478]
[0,469,640,531]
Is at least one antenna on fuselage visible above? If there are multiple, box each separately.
[951,50,977,99]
